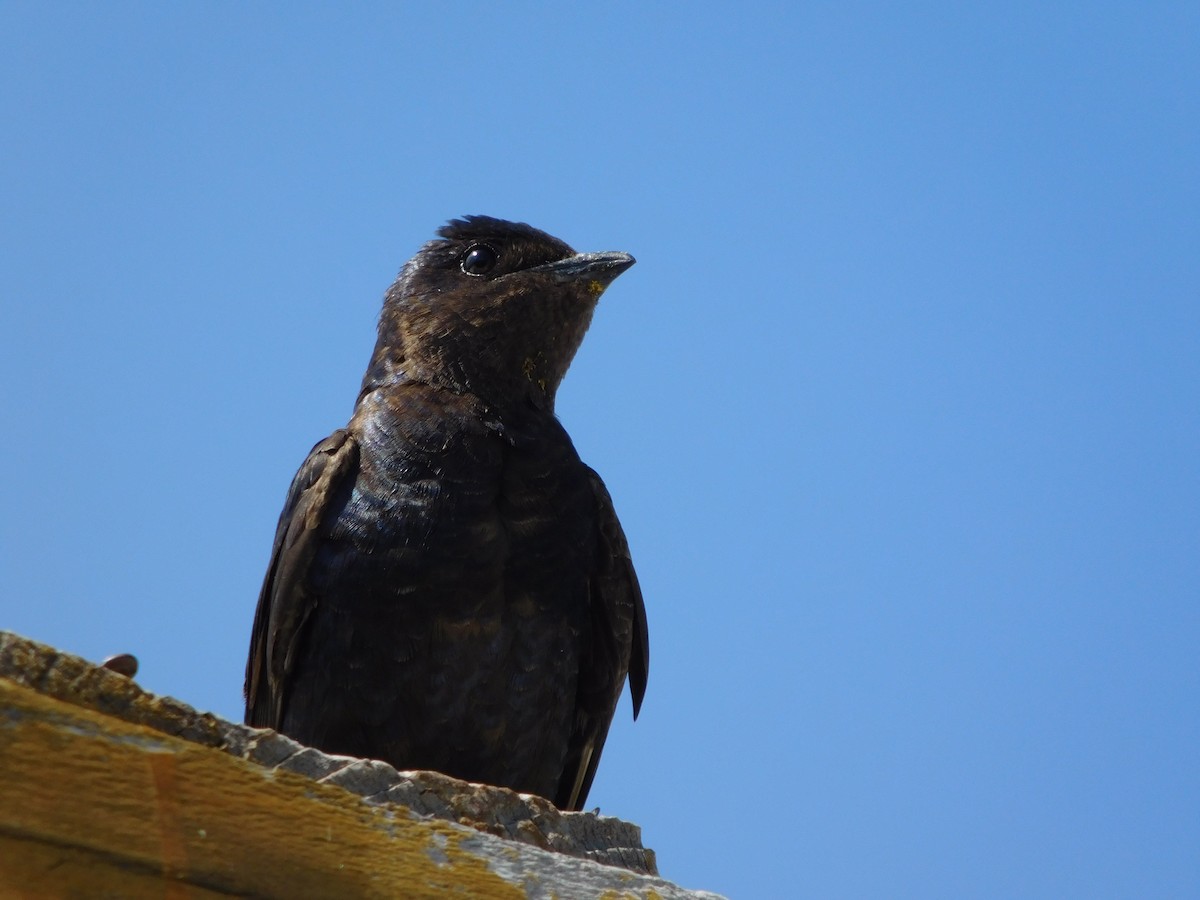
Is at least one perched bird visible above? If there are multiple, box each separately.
[245,216,648,811]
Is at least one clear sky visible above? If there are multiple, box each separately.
[2,4,1196,897]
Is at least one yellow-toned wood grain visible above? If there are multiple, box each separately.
[0,679,523,899]
[0,834,234,900]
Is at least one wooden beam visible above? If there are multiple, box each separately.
[0,631,721,899]
[0,678,522,898]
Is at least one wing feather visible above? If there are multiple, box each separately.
[556,471,649,810]
[244,430,359,727]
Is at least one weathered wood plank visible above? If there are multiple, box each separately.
[0,678,522,898]
[0,630,658,874]
[0,633,724,899]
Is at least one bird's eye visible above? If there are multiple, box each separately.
[461,244,498,276]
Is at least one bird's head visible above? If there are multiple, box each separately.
[362,216,634,412]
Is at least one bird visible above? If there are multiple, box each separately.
[244,216,648,811]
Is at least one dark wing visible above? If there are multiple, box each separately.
[244,429,360,728]
[556,471,650,811]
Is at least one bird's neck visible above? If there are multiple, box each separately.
[358,336,558,417]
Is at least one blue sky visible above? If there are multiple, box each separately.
[2,4,1196,897]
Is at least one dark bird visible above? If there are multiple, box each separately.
[245,216,648,811]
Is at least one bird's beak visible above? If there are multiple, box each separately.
[532,251,636,286]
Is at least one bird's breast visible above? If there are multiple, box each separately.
[290,395,597,791]
[318,394,596,618]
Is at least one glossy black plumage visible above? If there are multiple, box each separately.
[244,217,648,810]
